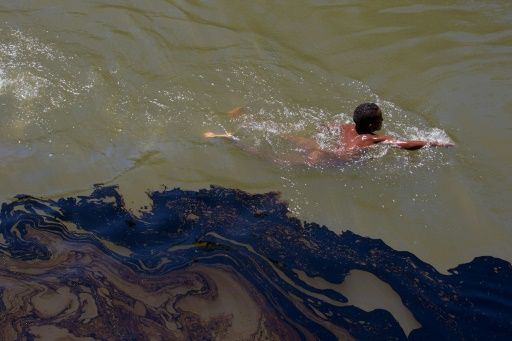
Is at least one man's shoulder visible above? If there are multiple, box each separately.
[340,123,356,133]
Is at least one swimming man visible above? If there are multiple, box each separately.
[204,103,453,165]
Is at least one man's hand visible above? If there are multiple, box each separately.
[427,141,455,147]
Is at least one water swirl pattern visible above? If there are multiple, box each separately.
[0,185,510,340]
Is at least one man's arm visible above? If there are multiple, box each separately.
[377,136,454,150]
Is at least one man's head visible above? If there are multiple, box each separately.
[353,102,383,134]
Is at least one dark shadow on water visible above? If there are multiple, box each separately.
[0,185,510,340]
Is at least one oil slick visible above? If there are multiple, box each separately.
[0,185,510,340]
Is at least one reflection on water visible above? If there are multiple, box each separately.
[0,185,510,340]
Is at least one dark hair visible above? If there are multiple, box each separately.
[353,102,382,133]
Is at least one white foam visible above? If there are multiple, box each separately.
[403,127,453,144]
[0,69,5,91]
[11,73,49,100]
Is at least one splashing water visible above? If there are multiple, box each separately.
[201,64,453,175]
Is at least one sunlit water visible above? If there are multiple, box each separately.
[0,1,511,337]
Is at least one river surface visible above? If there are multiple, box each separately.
[0,1,511,338]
